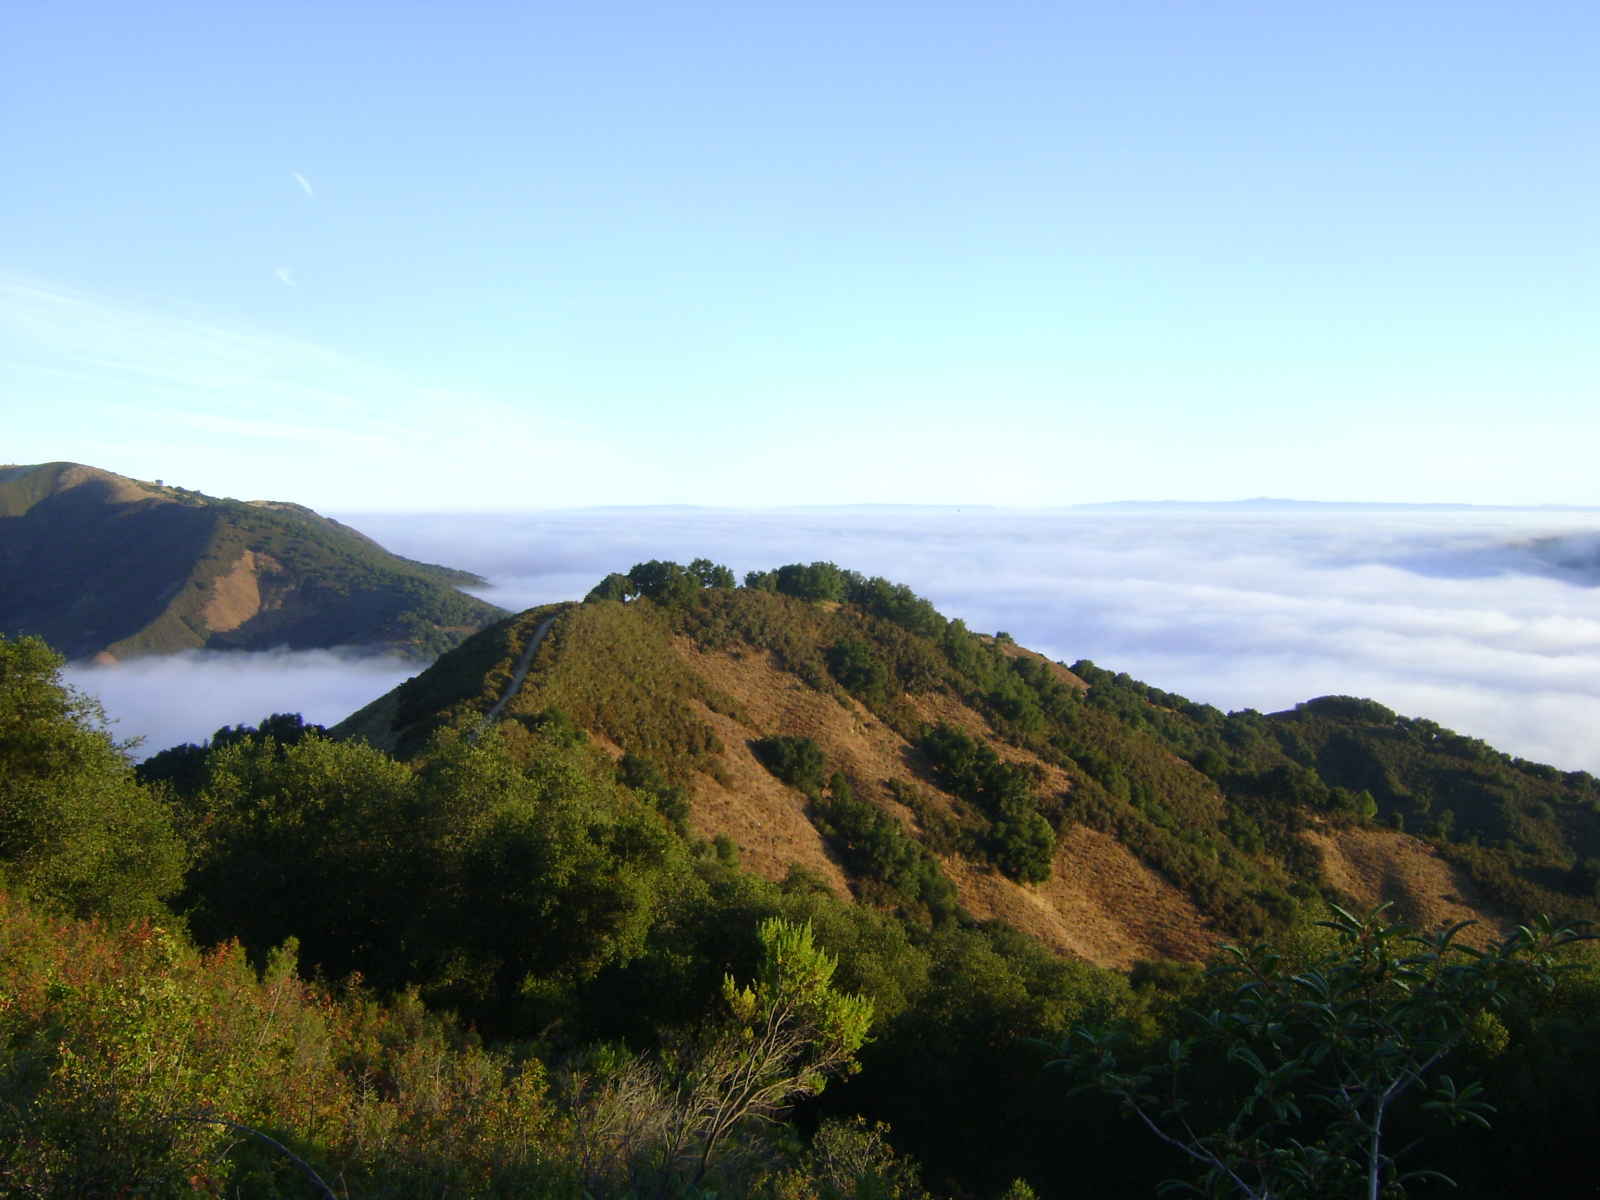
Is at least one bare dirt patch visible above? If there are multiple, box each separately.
[673,639,902,892]
[675,639,914,801]
[1302,826,1511,946]
[904,691,1077,800]
[686,698,851,894]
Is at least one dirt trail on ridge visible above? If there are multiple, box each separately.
[471,612,560,741]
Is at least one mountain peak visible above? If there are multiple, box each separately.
[336,561,1592,967]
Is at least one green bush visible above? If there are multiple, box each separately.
[826,638,891,703]
[0,635,184,921]
[811,783,958,924]
[753,735,829,797]
[919,724,1056,884]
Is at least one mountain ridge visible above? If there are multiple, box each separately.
[332,560,1599,968]
[0,461,503,661]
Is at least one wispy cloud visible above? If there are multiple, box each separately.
[274,266,296,287]
[291,170,315,198]
[176,410,389,449]
[1,276,340,392]
[0,274,437,434]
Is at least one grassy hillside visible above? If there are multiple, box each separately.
[0,462,502,660]
[337,559,1600,963]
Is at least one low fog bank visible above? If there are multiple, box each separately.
[64,648,416,761]
[72,508,1600,775]
[350,507,1600,776]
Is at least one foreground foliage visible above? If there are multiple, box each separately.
[0,895,878,1198]
[0,892,566,1196]
[0,635,184,921]
[1062,906,1592,1199]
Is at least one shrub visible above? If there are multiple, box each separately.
[753,736,829,797]
[0,634,184,921]
[826,638,890,703]
[919,724,1056,884]
[811,786,959,924]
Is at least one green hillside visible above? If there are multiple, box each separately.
[0,461,502,660]
[336,559,1600,953]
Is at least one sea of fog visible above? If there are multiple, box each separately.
[64,507,1600,775]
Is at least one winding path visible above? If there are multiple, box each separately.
[469,610,561,742]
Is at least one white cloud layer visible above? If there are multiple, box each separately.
[65,509,1600,774]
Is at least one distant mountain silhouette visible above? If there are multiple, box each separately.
[1074,497,1600,512]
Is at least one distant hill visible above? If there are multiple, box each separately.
[334,560,1600,968]
[0,462,503,661]
[1073,498,1600,512]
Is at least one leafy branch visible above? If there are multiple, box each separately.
[1058,905,1590,1199]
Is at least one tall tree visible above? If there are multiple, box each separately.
[0,635,184,920]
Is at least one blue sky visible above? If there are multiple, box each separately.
[5,0,1597,508]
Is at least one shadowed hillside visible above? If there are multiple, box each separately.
[0,461,503,661]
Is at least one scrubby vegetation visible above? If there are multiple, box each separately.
[747,736,959,925]
[10,551,1600,1196]
[918,724,1056,884]
[374,560,1600,947]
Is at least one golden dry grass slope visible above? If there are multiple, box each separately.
[336,582,1556,969]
